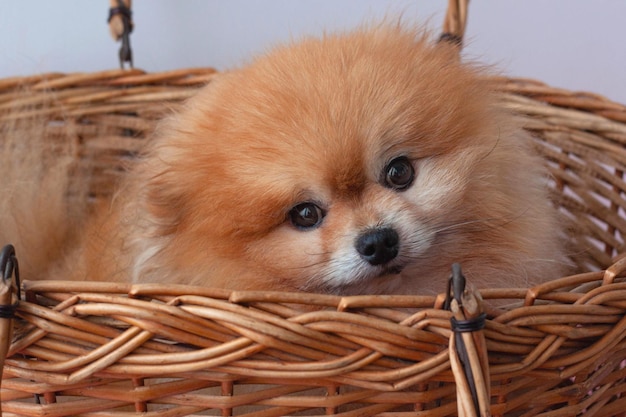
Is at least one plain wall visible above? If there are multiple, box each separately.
[1,0,625,103]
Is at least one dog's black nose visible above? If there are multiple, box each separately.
[356,227,399,266]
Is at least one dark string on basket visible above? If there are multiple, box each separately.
[444,262,465,310]
[451,313,487,333]
[438,32,463,47]
[0,302,16,319]
[0,243,21,319]
[107,5,132,24]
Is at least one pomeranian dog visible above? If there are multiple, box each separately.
[2,23,570,296]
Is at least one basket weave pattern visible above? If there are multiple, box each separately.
[497,77,626,271]
[1,70,626,416]
[0,68,217,203]
[1,266,626,416]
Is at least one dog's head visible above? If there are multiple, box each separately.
[128,24,561,293]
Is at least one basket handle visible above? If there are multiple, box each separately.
[108,0,134,69]
[447,263,491,417]
[0,244,20,416]
[440,0,469,47]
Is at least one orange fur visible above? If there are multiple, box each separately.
[8,23,571,294]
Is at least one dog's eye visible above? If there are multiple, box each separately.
[289,202,325,229]
[384,156,415,190]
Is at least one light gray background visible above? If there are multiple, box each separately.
[1,1,625,104]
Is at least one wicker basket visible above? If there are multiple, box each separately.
[3,3,626,417]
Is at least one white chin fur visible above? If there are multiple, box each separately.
[310,253,407,295]
[327,269,405,295]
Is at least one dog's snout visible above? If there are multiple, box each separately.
[356,227,399,266]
